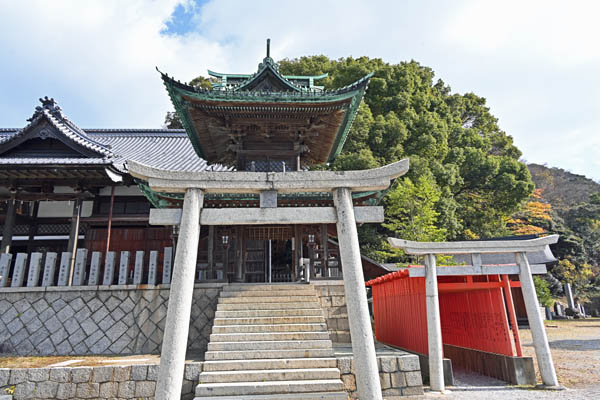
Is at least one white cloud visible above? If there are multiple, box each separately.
[0,0,598,180]
[442,0,600,67]
[0,0,226,127]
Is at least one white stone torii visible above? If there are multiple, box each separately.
[388,235,562,393]
[129,159,409,400]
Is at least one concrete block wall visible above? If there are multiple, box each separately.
[313,281,351,343]
[0,364,198,400]
[0,284,224,356]
[338,354,424,398]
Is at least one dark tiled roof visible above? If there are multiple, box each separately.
[0,128,230,172]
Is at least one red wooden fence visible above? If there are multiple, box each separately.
[367,267,521,357]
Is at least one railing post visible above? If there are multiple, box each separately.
[26,252,43,287]
[516,252,560,387]
[424,253,444,392]
[88,252,102,286]
[42,252,58,287]
[11,253,27,287]
[103,252,116,286]
[148,250,158,285]
[133,250,145,285]
[0,253,13,287]
[118,251,130,285]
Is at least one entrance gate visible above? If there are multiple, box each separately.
[374,236,561,392]
[129,158,410,400]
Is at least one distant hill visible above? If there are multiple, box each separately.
[528,163,600,210]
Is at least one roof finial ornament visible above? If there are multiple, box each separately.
[266,38,270,58]
[28,96,65,121]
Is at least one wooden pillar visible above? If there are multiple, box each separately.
[293,225,301,281]
[235,226,244,282]
[502,274,523,356]
[1,198,17,254]
[207,225,214,279]
[321,224,329,277]
[104,186,115,256]
[67,199,82,286]
[26,201,40,253]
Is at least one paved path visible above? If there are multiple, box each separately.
[410,369,600,400]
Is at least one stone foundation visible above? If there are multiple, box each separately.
[0,363,198,400]
[334,345,424,399]
[0,284,224,356]
[313,281,351,343]
[0,353,424,400]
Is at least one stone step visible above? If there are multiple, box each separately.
[195,379,345,397]
[224,284,314,291]
[220,289,317,298]
[194,391,349,400]
[207,339,333,352]
[214,316,325,326]
[215,308,323,318]
[205,348,334,360]
[202,358,338,372]
[217,302,322,311]
[210,331,330,342]
[198,368,341,384]
[211,322,328,335]
[219,295,318,304]
[212,323,328,334]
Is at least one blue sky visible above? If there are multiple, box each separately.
[1,0,599,181]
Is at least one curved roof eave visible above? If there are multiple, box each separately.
[159,69,373,164]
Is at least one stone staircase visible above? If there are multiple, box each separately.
[195,283,348,400]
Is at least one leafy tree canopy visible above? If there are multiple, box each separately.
[278,56,533,257]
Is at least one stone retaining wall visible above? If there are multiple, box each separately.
[338,354,424,398]
[313,281,351,343]
[0,363,199,400]
[0,284,224,356]
[0,354,423,399]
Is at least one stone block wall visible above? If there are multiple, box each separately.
[0,355,424,400]
[0,284,224,356]
[313,281,351,343]
[0,363,199,400]
[337,354,424,399]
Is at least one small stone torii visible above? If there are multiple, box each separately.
[129,158,410,400]
[387,235,562,393]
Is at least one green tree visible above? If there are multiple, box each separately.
[279,56,533,245]
[383,175,447,242]
[534,276,553,307]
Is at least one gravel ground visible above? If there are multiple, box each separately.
[408,318,600,399]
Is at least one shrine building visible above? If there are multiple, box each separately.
[0,40,559,400]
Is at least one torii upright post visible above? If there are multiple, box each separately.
[516,252,560,387]
[156,188,203,400]
[334,187,383,400]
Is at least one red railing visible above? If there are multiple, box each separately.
[367,267,521,357]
